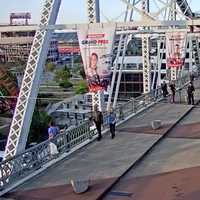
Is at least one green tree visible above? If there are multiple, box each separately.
[46,62,56,72]
[28,108,52,144]
[75,80,88,94]
[59,79,73,89]
[54,68,73,89]
[54,69,70,82]
[64,65,72,77]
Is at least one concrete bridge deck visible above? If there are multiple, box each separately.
[6,80,200,200]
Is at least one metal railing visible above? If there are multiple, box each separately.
[0,121,96,190]
[0,73,191,192]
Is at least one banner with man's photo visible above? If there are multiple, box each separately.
[166,31,187,69]
[77,24,115,93]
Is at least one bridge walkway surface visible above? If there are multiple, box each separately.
[5,80,200,200]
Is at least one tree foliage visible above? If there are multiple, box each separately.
[59,80,73,89]
[75,80,88,94]
[46,62,56,72]
[28,108,52,144]
[54,68,70,82]
[54,67,73,89]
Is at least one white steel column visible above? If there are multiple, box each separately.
[107,35,124,110]
[142,0,151,93]
[142,35,151,93]
[4,0,62,160]
[170,0,176,21]
[157,39,162,87]
[86,0,103,111]
[87,0,100,23]
[170,0,177,80]
[92,91,104,112]
[171,66,177,80]
[113,35,129,108]
[194,37,200,73]
[107,0,132,109]
[189,35,193,71]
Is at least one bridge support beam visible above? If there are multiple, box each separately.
[4,0,62,159]
[141,0,151,93]
[142,35,151,93]
[87,0,100,23]
[86,0,103,111]
[170,0,177,81]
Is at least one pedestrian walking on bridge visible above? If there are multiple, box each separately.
[187,82,195,105]
[169,82,176,103]
[92,105,103,141]
[107,108,116,139]
[161,81,168,98]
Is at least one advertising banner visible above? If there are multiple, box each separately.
[77,24,115,93]
[58,47,80,54]
[166,31,187,69]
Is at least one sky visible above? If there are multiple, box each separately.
[0,0,126,24]
[0,0,199,24]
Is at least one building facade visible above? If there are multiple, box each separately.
[113,37,195,98]
[0,25,58,64]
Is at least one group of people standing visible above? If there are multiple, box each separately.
[161,79,195,105]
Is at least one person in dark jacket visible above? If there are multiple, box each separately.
[107,108,116,139]
[187,82,195,105]
[169,82,176,103]
[92,105,103,141]
[190,73,195,82]
[161,81,168,98]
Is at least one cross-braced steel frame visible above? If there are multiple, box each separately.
[4,0,198,159]
[4,0,62,159]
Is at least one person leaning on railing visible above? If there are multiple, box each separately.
[48,121,60,141]
[48,120,60,156]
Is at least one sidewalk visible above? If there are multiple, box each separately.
[6,102,192,200]
[104,166,200,200]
